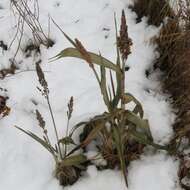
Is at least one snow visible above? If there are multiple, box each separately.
[0,0,181,190]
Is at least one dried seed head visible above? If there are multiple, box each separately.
[36,109,46,129]
[35,61,49,96]
[75,39,93,68]
[67,96,74,120]
[117,10,132,60]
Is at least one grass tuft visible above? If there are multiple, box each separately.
[52,10,171,188]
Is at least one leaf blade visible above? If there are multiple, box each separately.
[50,48,121,74]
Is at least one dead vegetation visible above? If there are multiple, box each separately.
[0,40,8,51]
[154,0,190,150]
[11,0,54,49]
[129,0,174,26]
[24,41,40,58]
[0,95,10,117]
[0,0,55,80]
[0,60,18,79]
[130,0,190,188]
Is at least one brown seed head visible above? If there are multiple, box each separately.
[36,109,46,129]
[75,39,94,68]
[35,61,49,96]
[67,96,74,120]
[117,10,132,60]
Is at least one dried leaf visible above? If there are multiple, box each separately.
[82,122,105,146]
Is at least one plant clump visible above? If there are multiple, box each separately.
[51,10,170,187]
[15,61,88,187]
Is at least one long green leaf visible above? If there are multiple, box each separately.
[15,126,56,157]
[100,54,112,111]
[129,128,169,151]
[50,48,121,74]
[112,13,122,108]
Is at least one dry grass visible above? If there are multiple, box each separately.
[10,0,54,60]
[155,1,190,145]
[131,0,190,188]
[0,60,18,79]
[129,0,174,26]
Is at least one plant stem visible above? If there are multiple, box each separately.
[121,58,126,110]
[64,119,70,157]
[46,95,62,159]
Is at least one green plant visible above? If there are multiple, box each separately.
[15,61,88,187]
[51,10,170,187]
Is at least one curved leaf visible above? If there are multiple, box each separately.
[50,48,121,74]
[125,110,153,140]
[123,93,144,118]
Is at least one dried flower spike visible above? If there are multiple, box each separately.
[36,109,46,130]
[67,96,74,120]
[35,61,49,96]
[75,39,94,68]
[117,10,132,60]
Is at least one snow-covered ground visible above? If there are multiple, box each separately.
[0,0,181,189]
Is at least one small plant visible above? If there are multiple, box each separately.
[15,61,88,187]
[51,10,169,187]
